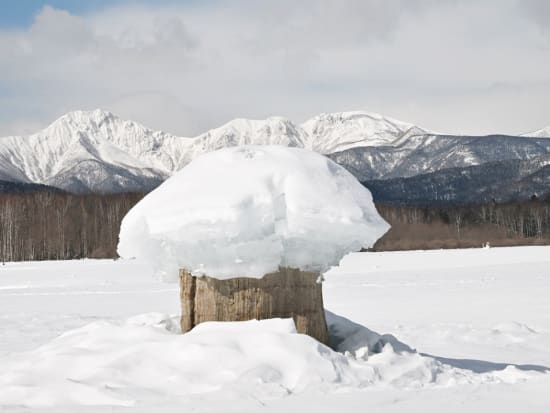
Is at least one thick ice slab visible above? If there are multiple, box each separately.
[118,146,389,280]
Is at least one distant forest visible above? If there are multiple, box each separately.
[373,201,550,251]
[1,191,550,262]
[0,192,142,262]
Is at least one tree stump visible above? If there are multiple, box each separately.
[179,267,329,345]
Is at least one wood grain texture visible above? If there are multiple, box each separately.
[180,268,329,345]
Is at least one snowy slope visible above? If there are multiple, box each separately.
[0,110,192,192]
[181,117,309,165]
[303,111,426,154]
[330,134,550,181]
[522,126,550,138]
[364,154,550,204]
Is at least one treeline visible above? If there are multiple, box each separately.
[374,200,550,251]
[0,191,144,262]
[1,191,550,262]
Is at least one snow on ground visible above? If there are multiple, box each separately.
[0,246,549,412]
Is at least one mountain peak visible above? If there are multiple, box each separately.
[193,116,308,150]
[211,115,296,130]
[305,111,419,127]
[54,108,118,124]
[301,110,426,154]
[39,109,124,141]
[521,126,550,138]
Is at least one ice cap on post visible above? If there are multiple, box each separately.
[117,145,390,281]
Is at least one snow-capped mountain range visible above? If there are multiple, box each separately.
[364,154,550,204]
[0,109,548,193]
[522,127,550,138]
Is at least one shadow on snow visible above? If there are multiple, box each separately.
[325,310,550,374]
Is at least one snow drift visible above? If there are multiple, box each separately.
[0,313,536,408]
[117,146,390,280]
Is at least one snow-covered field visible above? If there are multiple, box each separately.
[1,246,549,412]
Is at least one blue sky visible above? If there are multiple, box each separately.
[0,1,548,136]
[0,1,114,27]
[0,0,207,28]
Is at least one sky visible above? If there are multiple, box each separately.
[0,0,549,137]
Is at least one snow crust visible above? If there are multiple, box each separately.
[118,146,389,279]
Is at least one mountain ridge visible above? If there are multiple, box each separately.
[1,109,549,196]
[521,126,550,138]
[363,155,550,205]
[0,109,429,192]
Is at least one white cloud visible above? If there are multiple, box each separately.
[0,0,549,137]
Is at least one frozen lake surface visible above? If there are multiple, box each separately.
[1,246,549,412]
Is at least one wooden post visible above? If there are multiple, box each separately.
[180,267,329,345]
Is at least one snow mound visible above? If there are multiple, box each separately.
[0,313,537,408]
[117,146,390,280]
